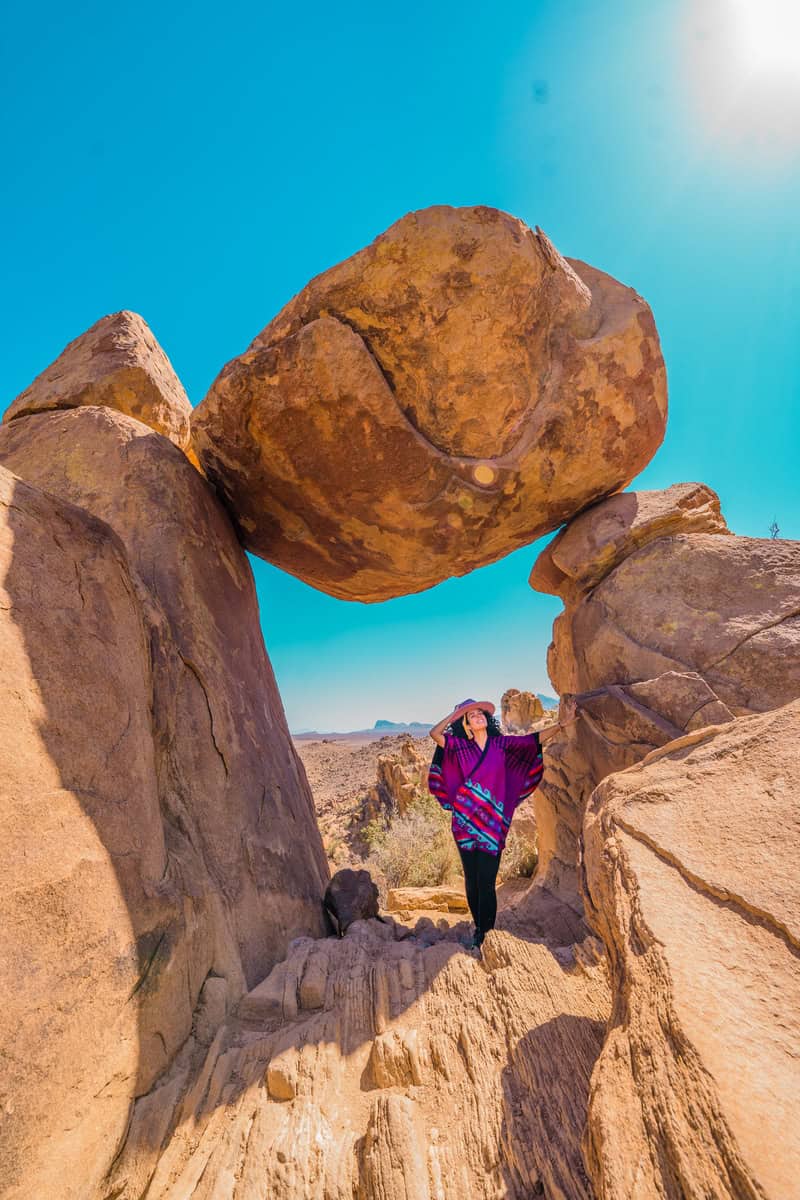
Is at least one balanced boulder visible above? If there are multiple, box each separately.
[192,205,667,601]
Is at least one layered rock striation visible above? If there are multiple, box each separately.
[103,898,610,1200]
[529,482,800,904]
[0,407,330,1199]
[192,205,667,601]
[583,699,800,1199]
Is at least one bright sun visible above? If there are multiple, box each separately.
[731,0,800,75]
[683,0,800,163]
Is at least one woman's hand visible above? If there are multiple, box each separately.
[538,695,581,744]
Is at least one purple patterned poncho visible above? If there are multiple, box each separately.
[427,731,544,856]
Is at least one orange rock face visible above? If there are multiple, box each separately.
[543,536,800,716]
[0,463,164,1196]
[192,206,667,601]
[583,700,800,1200]
[0,408,330,1199]
[3,310,193,450]
[530,481,728,602]
[528,482,800,907]
[501,688,545,731]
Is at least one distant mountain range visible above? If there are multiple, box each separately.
[291,696,559,739]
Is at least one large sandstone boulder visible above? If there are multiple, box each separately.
[3,310,193,450]
[534,672,735,907]
[501,687,545,730]
[527,484,800,909]
[583,700,800,1199]
[532,483,800,714]
[192,205,667,601]
[0,464,183,1197]
[0,409,330,1199]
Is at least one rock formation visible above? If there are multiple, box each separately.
[529,482,800,905]
[501,687,545,730]
[102,895,610,1200]
[532,482,800,714]
[191,205,667,601]
[386,886,469,914]
[3,310,193,451]
[583,699,800,1200]
[294,733,433,866]
[369,735,430,816]
[4,212,798,1200]
[323,867,380,934]
[0,408,329,1199]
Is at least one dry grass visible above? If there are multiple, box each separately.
[358,787,538,901]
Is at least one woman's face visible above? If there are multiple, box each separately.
[465,708,488,732]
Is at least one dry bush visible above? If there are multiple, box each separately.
[361,790,461,898]
[358,787,538,900]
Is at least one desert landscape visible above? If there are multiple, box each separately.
[1,205,798,1200]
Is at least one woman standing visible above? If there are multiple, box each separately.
[428,697,579,950]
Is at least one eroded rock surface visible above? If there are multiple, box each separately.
[0,464,165,1198]
[3,310,193,450]
[533,485,800,714]
[529,484,800,904]
[583,700,800,1199]
[104,896,610,1200]
[192,205,667,601]
[530,481,728,602]
[0,410,329,1199]
[536,672,735,906]
[501,687,545,730]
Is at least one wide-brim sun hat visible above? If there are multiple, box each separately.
[450,697,496,722]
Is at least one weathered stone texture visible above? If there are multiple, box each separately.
[0,408,330,1199]
[3,310,193,449]
[583,700,800,1199]
[103,900,610,1200]
[501,687,545,730]
[529,484,800,906]
[192,205,667,601]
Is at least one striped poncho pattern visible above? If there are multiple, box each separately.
[428,731,544,856]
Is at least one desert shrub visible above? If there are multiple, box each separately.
[497,825,538,881]
[361,789,461,896]
[357,786,538,901]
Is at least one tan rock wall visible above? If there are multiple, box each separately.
[0,409,330,1198]
[0,465,178,1196]
[582,701,800,1199]
[529,484,800,909]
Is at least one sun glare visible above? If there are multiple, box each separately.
[731,0,800,75]
[683,0,800,164]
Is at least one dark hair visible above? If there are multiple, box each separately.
[446,709,502,741]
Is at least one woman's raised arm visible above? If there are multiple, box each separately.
[429,706,462,748]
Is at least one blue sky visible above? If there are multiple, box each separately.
[2,0,798,731]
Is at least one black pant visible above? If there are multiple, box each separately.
[458,845,501,940]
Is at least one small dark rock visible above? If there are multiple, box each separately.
[323,868,380,936]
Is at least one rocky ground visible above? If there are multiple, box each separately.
[293,732,428,860]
